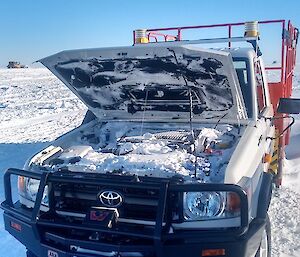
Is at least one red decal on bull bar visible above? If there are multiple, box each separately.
[90,210,110,221]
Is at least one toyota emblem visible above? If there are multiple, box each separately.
[99,190,123,208]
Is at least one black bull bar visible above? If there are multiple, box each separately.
[1,168,249,256]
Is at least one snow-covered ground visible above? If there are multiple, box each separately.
[0,68,299,257]
[0,68,86,257]
[269,72,300,257]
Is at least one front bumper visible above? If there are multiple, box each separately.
[3,210,264,257]
[1,168,262,257]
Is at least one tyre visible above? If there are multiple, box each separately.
[255,214,271,257]
[26,250,38,257]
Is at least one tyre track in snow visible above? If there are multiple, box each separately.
[269,187,300,256]
[0,110,86,143]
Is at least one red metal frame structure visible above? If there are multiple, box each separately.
[133,20,299,148]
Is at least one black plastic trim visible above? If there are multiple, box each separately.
[256,172,273,219]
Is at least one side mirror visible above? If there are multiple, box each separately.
[277,98,300,114]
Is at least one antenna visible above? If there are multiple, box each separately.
[168,48,198,178]
[140,89,149,136]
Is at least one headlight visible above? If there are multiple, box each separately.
[184,191,240,221]
[18,176,49,206]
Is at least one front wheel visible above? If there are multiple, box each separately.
[255,214,271,257]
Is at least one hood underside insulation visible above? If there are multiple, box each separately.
[40,45,246,121]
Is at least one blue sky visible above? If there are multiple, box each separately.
[0,0,299,67]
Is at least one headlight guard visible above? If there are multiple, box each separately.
[18,176,49,206]
[170,182,248,230]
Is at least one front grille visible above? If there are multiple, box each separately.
[52,181,172,224]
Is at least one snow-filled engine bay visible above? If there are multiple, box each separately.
[30,122,241,183]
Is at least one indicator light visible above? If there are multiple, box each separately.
[10,221,22,232]
[202,249,225,256]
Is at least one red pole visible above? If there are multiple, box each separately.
[134,19,286,45]
[228,25,232,48]
[281,20,286,84]
[284,21,290,87]
[133,30,136,45]
[145,19,285,33]
[177,29,181,41]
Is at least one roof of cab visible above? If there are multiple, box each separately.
[214,47,257,59]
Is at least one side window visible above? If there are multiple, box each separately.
[233,60,252,117]
[255,61,266,113]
